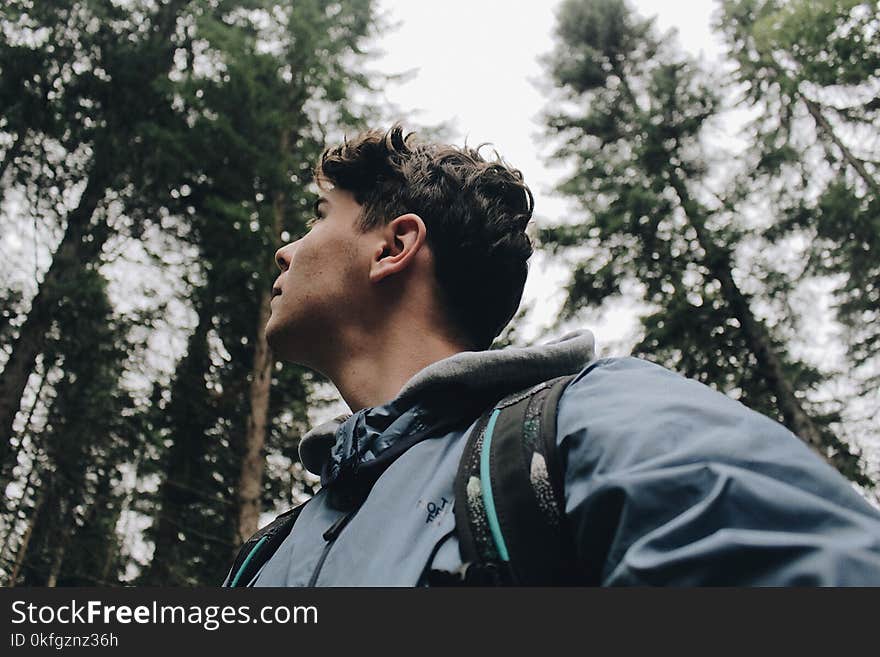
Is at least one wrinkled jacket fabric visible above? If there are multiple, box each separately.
[227,330,880,586]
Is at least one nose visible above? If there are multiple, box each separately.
[275,241,297,271]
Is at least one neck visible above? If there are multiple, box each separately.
[321,324,468,412]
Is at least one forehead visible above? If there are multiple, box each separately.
[314,188,365,231]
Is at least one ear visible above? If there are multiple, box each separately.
[369,213,427,284]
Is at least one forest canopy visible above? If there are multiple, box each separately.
[1,0,877,585]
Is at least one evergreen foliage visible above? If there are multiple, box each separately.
[1,0,876,586]
[541,0,874,485]
[1,0,378,586]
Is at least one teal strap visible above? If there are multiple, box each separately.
[230,535,268,587]
[479,408,510,562]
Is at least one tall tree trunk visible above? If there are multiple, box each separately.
[761,53,879,198]
[0,460,40,566]
[143,296,216,585]
[236,289,274,543]
[0,0,189,475]
[0,359,53,566]
[6,487,44,587]
[45,499,72,587]
[667,173,833,460]
[99,524,120,584]
[801,95,880,198]
[0,355,51,496]
[612,63,839,466]
[0,162,110,469]
[235,177,286,543]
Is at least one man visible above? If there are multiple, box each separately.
[224,124,880,586]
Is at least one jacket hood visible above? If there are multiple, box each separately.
[298,329,596,504]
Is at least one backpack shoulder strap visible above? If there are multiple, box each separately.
[224,500,309,587]
[452,373,580,586]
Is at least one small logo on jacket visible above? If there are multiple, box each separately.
[425,497,450,524]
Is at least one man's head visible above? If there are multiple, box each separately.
[266,124,533,372]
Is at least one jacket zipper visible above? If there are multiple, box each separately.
[307,507,359,586]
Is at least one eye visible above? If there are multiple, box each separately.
[306,215,321,229]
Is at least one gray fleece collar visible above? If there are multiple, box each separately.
[298,329,596,475]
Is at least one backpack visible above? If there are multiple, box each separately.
[224,373,580,587]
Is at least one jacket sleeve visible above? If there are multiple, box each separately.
[555,357,880,585]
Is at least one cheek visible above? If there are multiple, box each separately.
[288,237,319,275]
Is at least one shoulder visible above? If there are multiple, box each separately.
[549,357,880,585]
[558,355,756,423]
[555,355,798,453]
[553,355,869,513]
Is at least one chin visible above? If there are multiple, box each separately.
[264,315,289,353]
[265,317,309,366]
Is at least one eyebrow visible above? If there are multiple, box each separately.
[313,196,329,216]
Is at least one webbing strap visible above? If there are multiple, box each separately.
[225,502,307,587]
[479,409,508,562]
[230,536,268,587]
[453,411,495,566]
[489,385,562,585]
[452,374,580,586]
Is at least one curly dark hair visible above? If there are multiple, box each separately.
[315,124,534,350]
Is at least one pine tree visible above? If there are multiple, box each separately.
[140,0,378,584]
[0,0,195,477]
[3,267,137,586]
[541,0,870,484]
[718,0,879,390]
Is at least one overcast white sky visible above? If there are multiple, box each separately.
[368,0,727,349]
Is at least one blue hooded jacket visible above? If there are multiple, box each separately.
[226,330,880,586]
